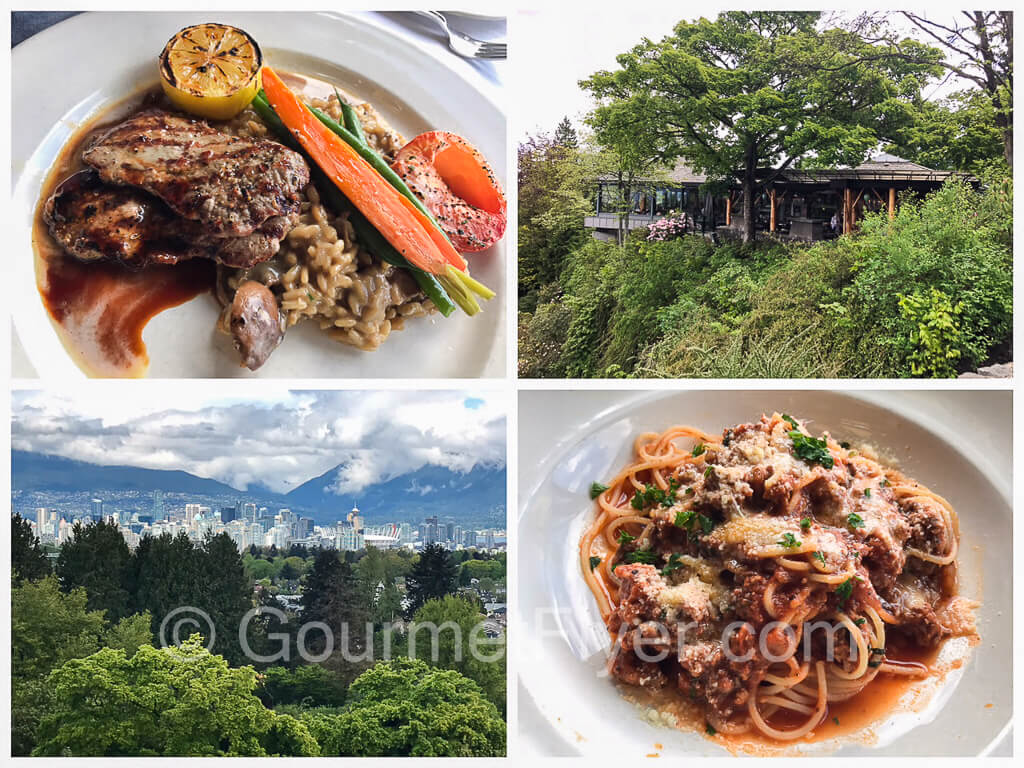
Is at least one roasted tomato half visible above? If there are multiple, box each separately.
[391,131,506,253]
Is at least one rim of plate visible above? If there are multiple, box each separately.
[12,11,505,379]
[517,390,1011,756]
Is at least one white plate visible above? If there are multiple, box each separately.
[517,390,1012,756]
[12,12,506,379]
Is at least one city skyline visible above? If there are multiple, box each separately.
[27,489,508,556]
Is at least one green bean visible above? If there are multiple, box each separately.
[335,88,368,147]
[249,93,455,316]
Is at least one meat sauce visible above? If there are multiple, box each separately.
[33,88,215,377]
[32,73,367,377]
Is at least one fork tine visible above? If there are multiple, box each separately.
[478,43,506,59]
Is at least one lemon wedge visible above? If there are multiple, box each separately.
[159,23,262,121]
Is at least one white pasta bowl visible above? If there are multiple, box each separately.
[516,389,1011,756]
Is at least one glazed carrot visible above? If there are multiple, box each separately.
[307,106,467,271]
[261,67,450,277]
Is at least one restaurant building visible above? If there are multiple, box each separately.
[584,154,973,241]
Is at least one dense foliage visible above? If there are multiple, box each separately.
[12,520,506,756]
[300,658,506,757]
[520,175,1011,379]
[404,543,459,617]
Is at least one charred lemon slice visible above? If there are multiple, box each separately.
[159,23,262,120]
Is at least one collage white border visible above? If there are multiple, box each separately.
[1,0,1018,763]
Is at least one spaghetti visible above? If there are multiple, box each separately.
[581,413,971,743]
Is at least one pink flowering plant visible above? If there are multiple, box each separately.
[646,210,690,241]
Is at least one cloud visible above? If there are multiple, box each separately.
[11,390,507,495]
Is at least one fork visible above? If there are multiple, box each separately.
[416,11,506,60]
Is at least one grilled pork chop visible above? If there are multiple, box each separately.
[44,170,298,269]
[82,111,309,237]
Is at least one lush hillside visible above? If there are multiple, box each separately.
[519,173,1012,379]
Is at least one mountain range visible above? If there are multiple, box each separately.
[11,450,506,527]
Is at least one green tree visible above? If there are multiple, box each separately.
[890,12,1012,164]
[244,553,276,581]
[301,549,371,663]
[257,664,347,709]
[12,513,50,583]
[518,132,593,300]
[301,658,505,756]
[404,543,458,618]
[553,115,579,148]
[886,89,1005,172]
[56,519,132,621]
[581,11,942,242]
[410,595,506,714]
[34,636,319,756]
[198,532,253,664]
[459,558,504,585]
[12,576,153,755]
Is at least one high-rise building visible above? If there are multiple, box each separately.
[296,517,314,538]
[399,522,414,544]
[243,502,257,521]
[453,525,463,546]
[91,498,104,518]
[220,507,238,524]
[463,529,478,548]
[185,504,202,525]
[420,515,440,545]
[484,529,495,550]
[151,490,164,519]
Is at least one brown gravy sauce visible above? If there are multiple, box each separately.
[32,73,357,377]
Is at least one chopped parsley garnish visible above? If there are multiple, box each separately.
[847,512,865,529]
[880,477,890,487]
[835,576,860,607]
[631,479,680,510]
[589,556,601,571]
[703,465,713,478]
[812,550,826,564]
[662,553,684,576]
[625,548,657,564]
[800,517,812,531]
[864,488,872,498]
[674,508,695,528]
[589,482,609,500]
[691,443,707,457]
[616,529,636,545]
[777,532,801,549]
[833,717,840,726]
[853,617,866,626]
[782,414,799,429]
[674,508,715,536]
[788,430,835,469]
[685,487,695,495]
[706,724,717,736]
